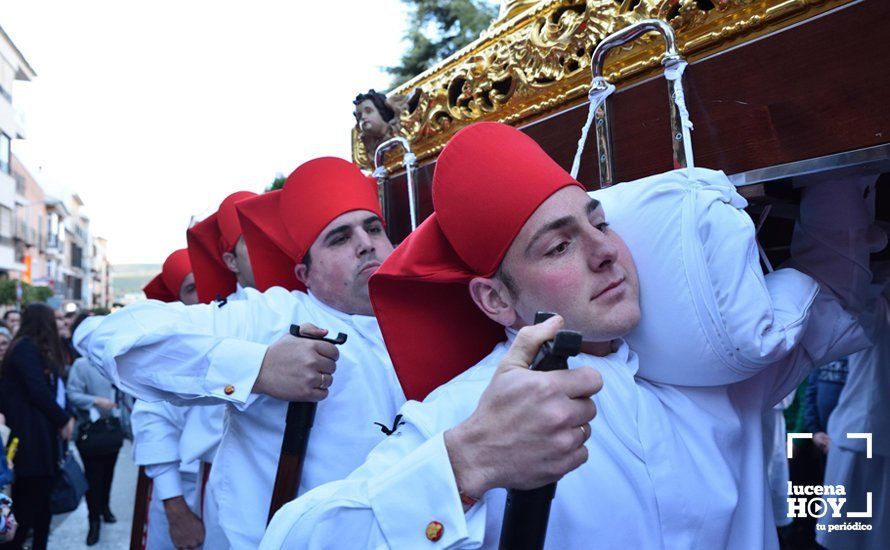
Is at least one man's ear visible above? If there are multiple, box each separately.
[221,252,239,274]
[294,264,310,288]
[468,276,516,327]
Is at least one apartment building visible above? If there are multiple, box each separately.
[0,25,35,278]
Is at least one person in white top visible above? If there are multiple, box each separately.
[180,190,259,548]
[131,249,205,550]
[817,262,890,550]
[133,191,261,550]
[261,122,880,549]
[75,158,407,549]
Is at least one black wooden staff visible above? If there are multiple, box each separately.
[267,324,347,524]
[499,313,582,550]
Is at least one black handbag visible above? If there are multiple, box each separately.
[75,416,124,457]
[51,444,88,514]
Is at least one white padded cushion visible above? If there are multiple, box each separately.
[591,168,819,386]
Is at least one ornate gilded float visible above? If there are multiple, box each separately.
[358,0,888,244]
[354,0,855,172]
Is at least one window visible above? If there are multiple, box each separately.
[71,243,84,269]
[0,59,13,104]
[0,133,9,175]
[0,206,12,246]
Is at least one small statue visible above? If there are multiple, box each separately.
[353,90,407,162]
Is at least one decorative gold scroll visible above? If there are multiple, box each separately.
[354,0,852,171]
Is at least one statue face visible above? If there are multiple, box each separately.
[355,99,389,138]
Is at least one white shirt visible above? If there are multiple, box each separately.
[76,287,406,549]
[131,399,196,501]
[260,177,875,549]
[262,294,860,550]
[827,291,890,457]
[129,286,255,502]
[181,284,255,466]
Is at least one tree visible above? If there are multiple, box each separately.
[388,0,498,87]
[0,280,15,306]
[0,279,54,306]
[23,285,53,305]
[266,174,286,192]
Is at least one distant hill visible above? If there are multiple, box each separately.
[111,263,160,302]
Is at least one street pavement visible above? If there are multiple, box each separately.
[48,440,137,549]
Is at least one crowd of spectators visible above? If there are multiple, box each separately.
[0,305,131,549]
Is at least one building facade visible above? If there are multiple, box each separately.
[11,154,47,285]
[0,25,35,278]
[62,194,90,308]
[0,23,111,311]
[91,236,111,309]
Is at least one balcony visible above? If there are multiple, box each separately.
[0,95,24,141]
[13,219,36,246]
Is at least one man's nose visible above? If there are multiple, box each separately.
[355,228,375,256]
[585,228,618,271]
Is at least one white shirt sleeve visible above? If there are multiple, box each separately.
[145,462,183,501]
[759,175,880,406]
[131,400,186,467]
[261,417,486,549]
[74,287,301,408]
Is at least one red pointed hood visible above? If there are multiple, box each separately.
[144,249,193,303]
[370,122,583,401]
[237,157,383,292]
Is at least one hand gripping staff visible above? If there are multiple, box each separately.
[499,312,583,550]
[267,325,348,524]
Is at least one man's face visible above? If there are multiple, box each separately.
[179,273,199,305]
[355,100,387,138]
[295,210,393,316]
[222,236,255,289]
[5,312,19,333]
[494,186,640,342]
[55,310,69,338]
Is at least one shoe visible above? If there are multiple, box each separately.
[87,519,101,546]
[102,508,117,523]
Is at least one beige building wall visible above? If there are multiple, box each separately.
[0,24,35,278]
[11,154,47,284]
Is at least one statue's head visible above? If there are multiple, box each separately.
[353,89,397,139]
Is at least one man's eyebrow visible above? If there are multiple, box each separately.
[323,224,351,244]
[362,216,382,227]
[586,199,601,215]
[524,215,575,257]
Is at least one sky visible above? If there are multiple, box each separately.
[1,1,409,264]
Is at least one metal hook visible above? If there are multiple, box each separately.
[583,19,691,187]
[373,137,419,232]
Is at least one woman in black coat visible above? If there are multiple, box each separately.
[0,304,74,550]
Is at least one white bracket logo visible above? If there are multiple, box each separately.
[786,432,872,519]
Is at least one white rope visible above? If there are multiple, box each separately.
[757,240,775,273]
[570,77,615,179]
[663,59,695,171]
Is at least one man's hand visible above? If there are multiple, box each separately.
[252,323,339,402]
[445,316,602,498]
[164,496,204,550]
[59,417,74,441]
[93,397,117,411]
[814,431,831,454]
